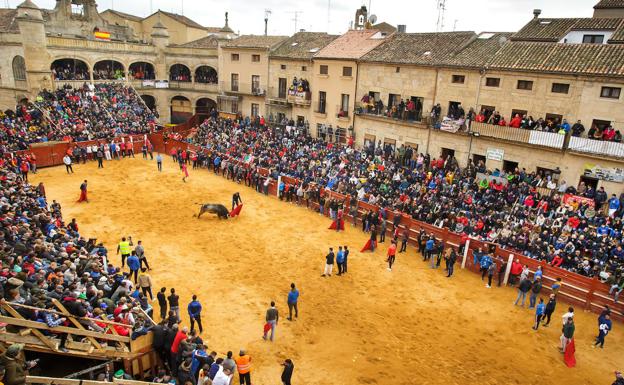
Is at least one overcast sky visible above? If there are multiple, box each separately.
[25,0,597,35]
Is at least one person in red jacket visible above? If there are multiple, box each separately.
[524,195,535,208]
[386,241,397,271]
[509,114,522,128]
[509,258,523,285]
[498,117,508,126]
[551,254,564,268]
[170,326,188,375]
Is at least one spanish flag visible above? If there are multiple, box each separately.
[94,31,111,40]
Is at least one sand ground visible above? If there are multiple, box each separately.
[31,157,624,385]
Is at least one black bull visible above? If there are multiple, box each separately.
[195,203,230,219]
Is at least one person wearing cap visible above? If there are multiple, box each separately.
[235,349,252,385]
[1,344,35,385]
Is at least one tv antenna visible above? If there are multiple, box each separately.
[327,0,331,31]
[288,11,303,33]
[264,9,272,36]
[436,0,446,32]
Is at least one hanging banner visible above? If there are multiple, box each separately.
[583,163,624,183]
[562,193,595,208]
[486,148,504,161]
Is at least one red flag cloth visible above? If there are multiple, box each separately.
[229,204,243,217]
[328,219,345,230]
[564,338,576,367]
[77,190,88,203]
[263,322,271,333]
[360,239,372,252]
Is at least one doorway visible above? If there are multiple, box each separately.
[503,160,518,173]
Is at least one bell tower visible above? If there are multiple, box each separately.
[354,6,367,30]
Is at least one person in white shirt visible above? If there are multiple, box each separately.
[63,155,74,174]
[211,366,232,385]
[562,307,574,324]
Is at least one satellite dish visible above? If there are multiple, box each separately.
[369,14,377,24]
[498,36,508,45]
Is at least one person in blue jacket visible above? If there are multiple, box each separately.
[127,251,140,284]
[188,295,203,333]
[609,194,621,218]
[532,297,546,330]
[287,283,299,321]
[336,246,345,275]
[479,253,493,280]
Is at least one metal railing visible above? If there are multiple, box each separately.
[355,102,424,124]
[470,122,566,150]
[568,135,624,158]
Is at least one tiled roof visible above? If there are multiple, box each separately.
[176,35,219,48]
[270,32,338,59]
[361,31,476,65]
[372,22,396,35]
[0,8,18,33]
[512,17,624,42]
[594,0,624,8]
[315,29,386,60]
[487,41,624,76]
[102,9,143,22]
[446,32,513,68]
[223,35,288,49]
[154,10,220,32]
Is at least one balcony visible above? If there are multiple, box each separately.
[568,135,624,158]
[336,105,350,120]
[355,102,427,128]
[220,81,266,96]
[470,121,566,150]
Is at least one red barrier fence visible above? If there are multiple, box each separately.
[18,130,623,322]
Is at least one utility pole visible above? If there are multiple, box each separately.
[327,0,331,31]
[288,11,303,33]
[436,0,446,32]
[264,9,272,36]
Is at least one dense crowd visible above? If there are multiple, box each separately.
[188,117,624,286]
[51,64,90,81]
[0,83,157,152]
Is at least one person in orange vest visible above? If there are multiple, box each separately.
[386,240,397,271]
[235,349,252,385]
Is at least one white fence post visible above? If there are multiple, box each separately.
[461,239,470,269]
[503,254,514,286]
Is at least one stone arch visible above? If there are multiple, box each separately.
[170,95,192,124]
[93,59,126,80]
[12,56,26,81]
[169,64,191,82]
[140,94,157,112]
[50,58,91,80]
[129,61,155,80]
[195,97,217,115]
[194,65,218,84]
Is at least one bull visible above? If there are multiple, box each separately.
[195,203,230,219]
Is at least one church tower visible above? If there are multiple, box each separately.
[354,6,367,30]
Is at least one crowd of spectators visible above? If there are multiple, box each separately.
[194,68,217,84]
[51,65,90,81]
[0,155,154,355]
[0,83,157,152]
[93,66,125,81]
[188,116,624,286]
[474,109,623,143]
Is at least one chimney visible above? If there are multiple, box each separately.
[533,9,541,19]
[398,24,406,33]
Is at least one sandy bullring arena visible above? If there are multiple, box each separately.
[32,158,624,385]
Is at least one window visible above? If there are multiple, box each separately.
[230,73,239,92]
[319,65,328,75]
[503,160,518,173]
[231,100,239,114]
[301,66,307,71]
[582,34,604,44]
[388,93,401,108]
[396,67,400,73]
[71,3,84,16]
[317,91,326,113]
[485,77,500,87]
[251,103,259,117]
[278,78,287,99]
[545,113,563,127]
[441,148,455,160]
[551,83,570,94]
[280,64,286,70]
[473,154,486,167]
[252,54,261,62]
[231,53,239,61]
[601,86,621,99]
[340,94,350,116]
[510,109,527,120]
[452,75,465,84]
[12,56,26,81]
[517,80,533,90]
[342,66,352,77]
[251,75,260,94]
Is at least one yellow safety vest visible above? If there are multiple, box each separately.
[119,241,131,255]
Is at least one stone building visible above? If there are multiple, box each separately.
[0,0,622,192]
